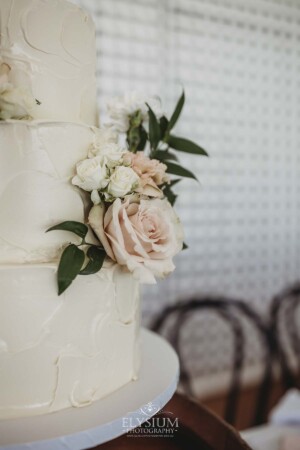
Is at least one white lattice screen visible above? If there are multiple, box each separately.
[73,0,300,393]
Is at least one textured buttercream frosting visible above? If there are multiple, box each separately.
[0,120,98,263]
[0,264,140,419]
[0,0,141,420]
[0,0,98,125]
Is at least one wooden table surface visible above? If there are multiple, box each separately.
[92,393,252,450]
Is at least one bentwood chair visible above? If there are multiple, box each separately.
[150,296,276,427]
[270,283,300,390]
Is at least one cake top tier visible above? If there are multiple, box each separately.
[0,0,98,125]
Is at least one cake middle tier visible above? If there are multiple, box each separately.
[0,120,97,264]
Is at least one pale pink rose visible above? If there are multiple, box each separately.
[88,198,184,283]
[124,151,170,198]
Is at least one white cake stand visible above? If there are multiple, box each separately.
[0,329,179,450]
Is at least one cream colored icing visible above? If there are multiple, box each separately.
[0,0,98,125]
[0,120,99,264]
[0,0,142,421]
[0,264,140,419]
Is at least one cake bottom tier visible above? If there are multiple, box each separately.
[0,264,140,420]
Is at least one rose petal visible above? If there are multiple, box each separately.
[88,204,115,260]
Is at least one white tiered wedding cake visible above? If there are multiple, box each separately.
[0,0,207,423]
[0,0,140,420]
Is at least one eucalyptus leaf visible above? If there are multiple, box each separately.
[46,221,88,239]
[168,135,208,156]
[183,242,188,250]
[147,103,161,150]
[166,91,185,134]
[57,244,85,295]
[80,246,106,275]
[165,161,198,181]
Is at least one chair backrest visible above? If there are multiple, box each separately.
[270,283,300,390]
[151,296,276,427]
[164,393,253,450]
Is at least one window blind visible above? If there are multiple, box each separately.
[73,0,300,389]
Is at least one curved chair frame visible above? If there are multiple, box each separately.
[151,297,274,426]
[271,284,300,390]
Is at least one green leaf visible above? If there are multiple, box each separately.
[165,161,198,181]
[46,221,88,239]
[127,127,140,153]
[168,135,208,156]
[160,116,169,138]
[80,246,106,275]
[147,103,161,150]
[163,178,181,205]
[137,125,148,151]
[153,150,178,162]
[169,178,181,187]
[183,242,188,250]
[129,110,143,128]
[166,90,185,134]
[163,186,177,206]
[57,244,85,295]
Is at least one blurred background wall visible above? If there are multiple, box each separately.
[73,0,300,410]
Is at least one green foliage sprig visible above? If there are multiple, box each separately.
[118,91,208,205]
[46,221,105,295]
[47,90,208,295]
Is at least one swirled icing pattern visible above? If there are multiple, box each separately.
[0,120,98,263]
[0,264,140,419]
[0,0,141,420]
[0,0,98,124]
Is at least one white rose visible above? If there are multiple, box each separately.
[0,63,10,88]
[90,142,126,169]
[91,189,101,205]
[88,127,119,158]
[88,198,184,284]
[107,91,163,132]
[72,156,108,192]
[107,166,139,198]
[0,86,36,120]
[0,62,37,120]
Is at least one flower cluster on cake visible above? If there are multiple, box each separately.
[0,62,208,295]
[0,0,209,421]
[46,91,208,294]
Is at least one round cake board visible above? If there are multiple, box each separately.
[0,329,179,450]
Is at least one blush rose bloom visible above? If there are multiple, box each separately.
[88,197,184,283]
[124,151,170,198]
